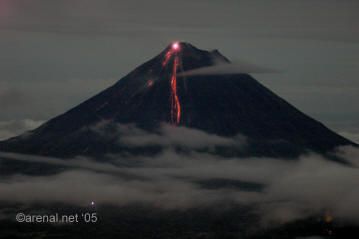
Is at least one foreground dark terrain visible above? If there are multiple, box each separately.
[1,204,358,239]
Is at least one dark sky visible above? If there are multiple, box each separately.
[0,0,358,142]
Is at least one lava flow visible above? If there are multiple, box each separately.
[162,42,181,124]
[170,55,181,124]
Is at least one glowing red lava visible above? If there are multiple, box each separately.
[170,56,181,124]
[147,79,154,87]
[162,42,180,66]
[162,50,173,67]
[162,42,182,125]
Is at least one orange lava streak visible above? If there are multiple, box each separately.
[162,51,173,67]
[162,43,182,125]
[170,56,181,124]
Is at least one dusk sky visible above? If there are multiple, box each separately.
[0,0,358,142]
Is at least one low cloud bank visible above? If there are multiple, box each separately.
[0,119,44,140]
[89,121,246,151]
[0,124,359,226]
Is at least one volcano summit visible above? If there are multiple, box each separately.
[0,42,354,158]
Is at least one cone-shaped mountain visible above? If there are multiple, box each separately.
[0,42,355,158]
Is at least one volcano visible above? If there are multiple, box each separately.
[0,42,355,158]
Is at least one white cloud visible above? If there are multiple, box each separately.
[1,145,359,226]
[338,131,359,144]
[179,61,278,77]
[0,119,44,140]
[89,122,246,151]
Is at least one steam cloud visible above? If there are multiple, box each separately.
[179,60,278,77]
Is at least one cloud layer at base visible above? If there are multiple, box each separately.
[1,142,359,226]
